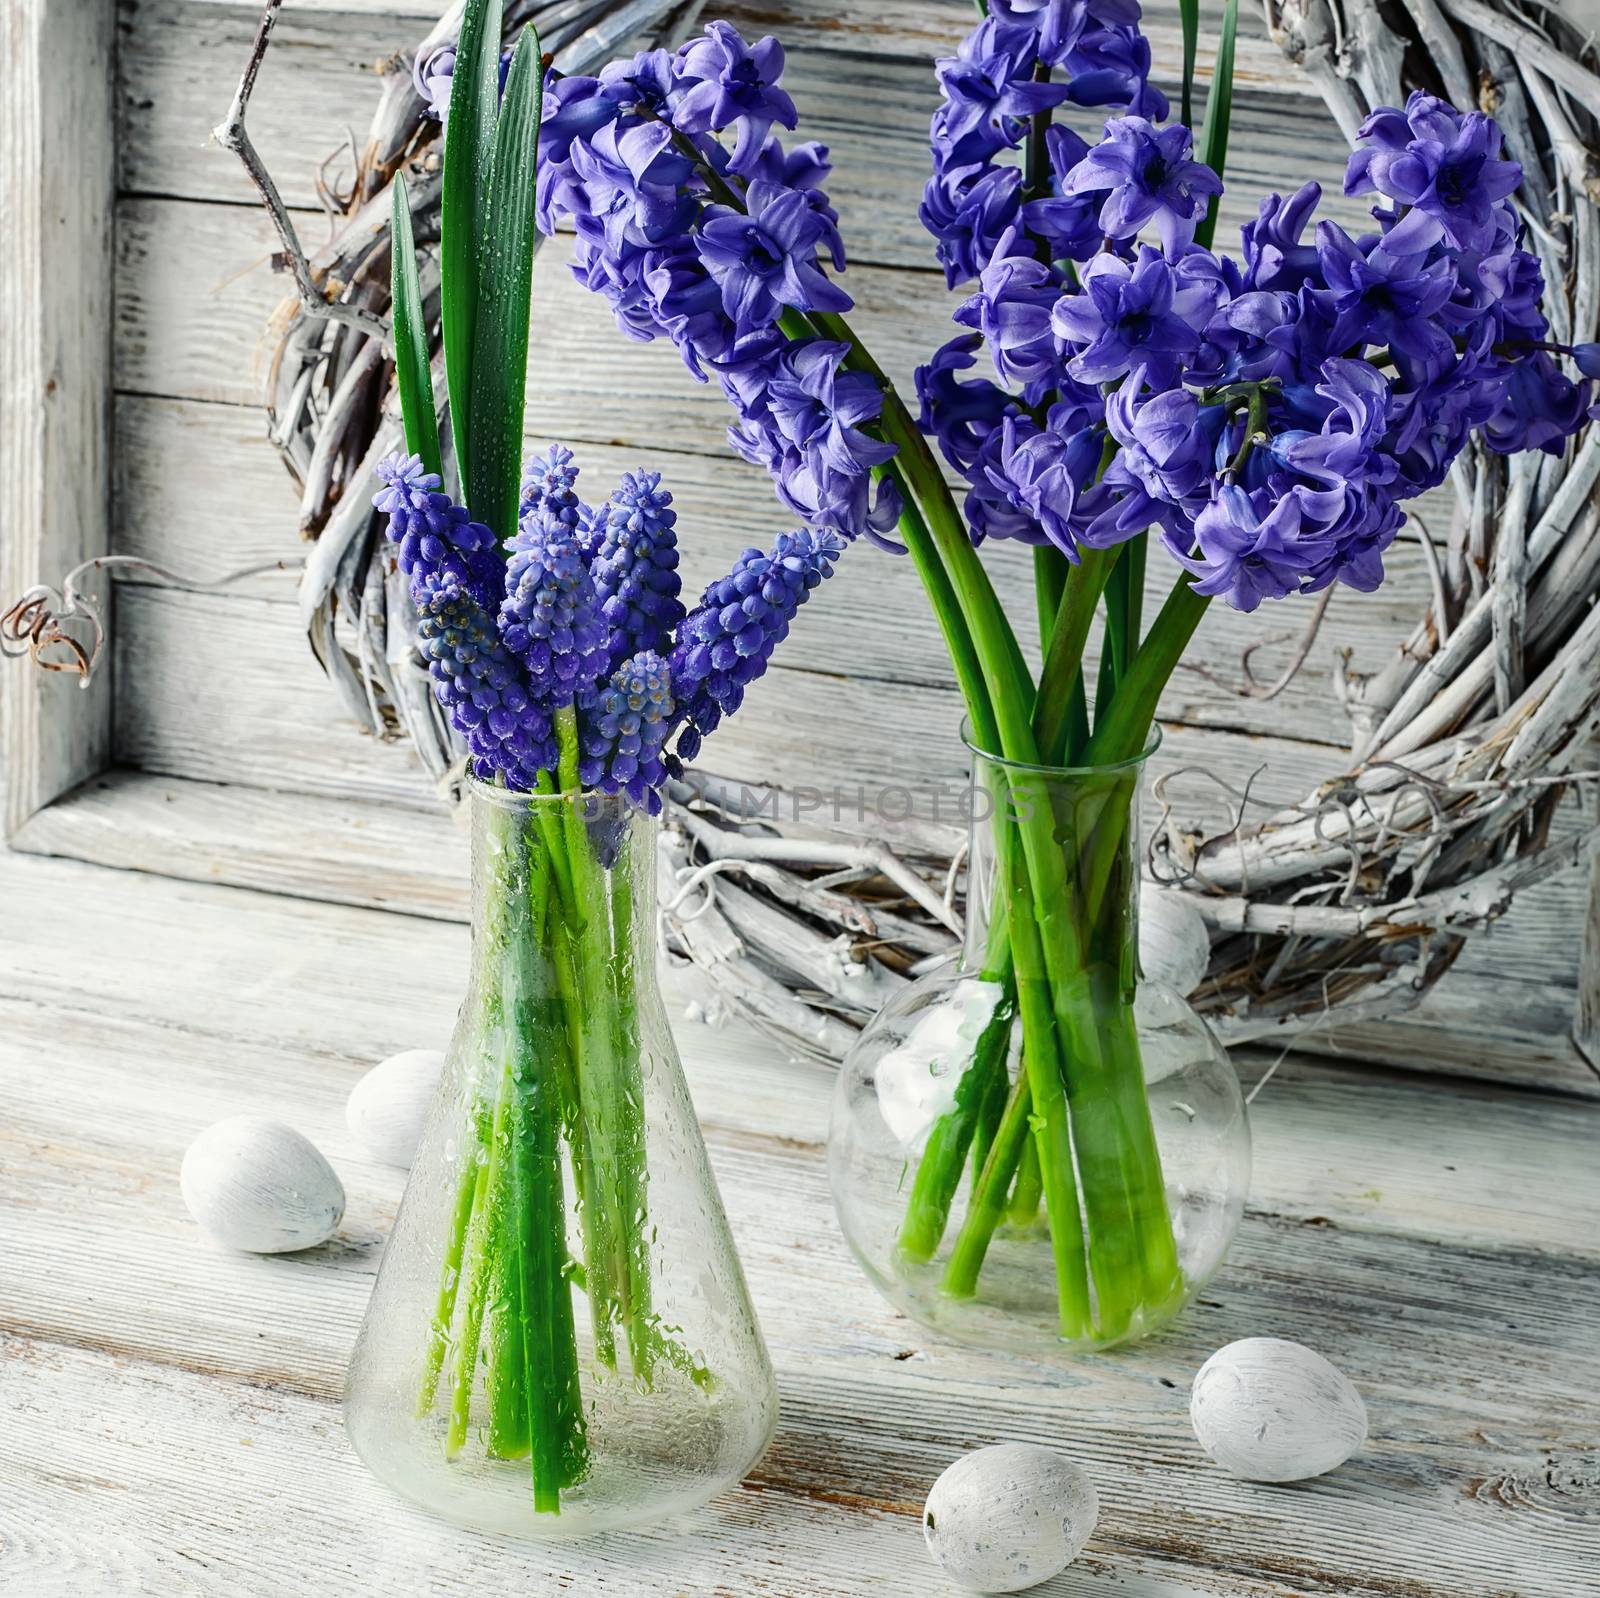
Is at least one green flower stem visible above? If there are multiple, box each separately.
[1006,1125,1044,1227]
[1034,545,1069,647]
[422,806,554,1421]
[940,1068,1033,1296]
[446,1065,511,1454]
[896,993,1014,1262]
[1079,575,1211,914]
[418,1079,490,1417]
[1034,546,1116,763]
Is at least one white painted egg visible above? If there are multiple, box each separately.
[1139,882,1211,996]
[345,1049,445,1168]
[1191,1336,1368,1481]
[923,1443,1099,1593]
[180,1115,345,1253]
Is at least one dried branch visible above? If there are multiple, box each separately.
[213,1,389,345]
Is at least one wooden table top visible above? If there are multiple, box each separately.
[1,847,1596,1596]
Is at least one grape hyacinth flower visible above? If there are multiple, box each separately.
[579,650,675,811]
[375,453,501,602]
[671,527,844,761]
[590,471,686,670]
[413,568,555,786]
[500,504,612,709]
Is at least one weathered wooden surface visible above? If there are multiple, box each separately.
[1,847,1597,1595]
[0,0,115,838]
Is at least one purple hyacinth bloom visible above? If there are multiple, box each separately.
[988,0,1144,65]
[414,39,513,122]
[1314,221,1456,364]
[745,137,845,270]
[590,470,686,669]
[1061,115,1223,255]
[414,568,554,789]
[990,395,1107,555]
[674,22,798,177]
[1568,343,1600,380]
[1345,92,1521,255]
[1481,350,1590,455]
[953,228,1065,388]
[500,503,610,707]
[373,452,500,602]
[1241,183,1323,292]
[1184,484,1327,612]
[916,334,1014,478]
[670,528,844,760]
[413,42,457,121]
[1021,125,1106,264]
[921,163,1024,287]
[1104,375,1223,509]
[931,19,1070,169]
[1269,358,1396,498]
[597,47,681,118]
[578,649,675,812]
[696,180,853,329]
[1062,24,1167,119]
[1051,246,1209,387]
[765,340,897,480]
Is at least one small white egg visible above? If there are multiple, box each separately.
[923,1442,1098,1593]
[181,1115,345,1253]
[1140,882,1212,996]
[345,1049,445,1168]
[1191,1336,1368,1481]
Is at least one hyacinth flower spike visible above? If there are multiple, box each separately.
[535,4,1596,1370]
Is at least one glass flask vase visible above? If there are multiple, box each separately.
[346,783,777,1537]
[829,736,1250,1356]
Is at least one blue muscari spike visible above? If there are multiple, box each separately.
[669,527,844,762]
[413,569,555,788]
[578,649,675,814]
[373,452,501,604]
[591,469,686,671]
[500,492,611,710]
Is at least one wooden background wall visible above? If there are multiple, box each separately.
[99,0,1596,1088]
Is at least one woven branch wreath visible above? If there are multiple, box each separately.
[235,0,1600,1060]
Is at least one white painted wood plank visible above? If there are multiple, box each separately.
[111,581,1379,801]
[114,0,1323,244]
[0,848,1596,1596]
[0,0,115,836]
[137,0,1317,100]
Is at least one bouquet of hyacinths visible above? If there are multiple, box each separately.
[533,2,1599,1348]
[345,0,830,1528]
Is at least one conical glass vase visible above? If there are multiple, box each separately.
[346,783,777,1538]
[829,734,1250,1356]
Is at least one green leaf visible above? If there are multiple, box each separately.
[440,0,505,500]
[466,25,544,545]
[1194,0,1239,252]
[389,174,443,481]
[1178,0,1198,130]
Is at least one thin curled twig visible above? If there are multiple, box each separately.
[2,556,304,687]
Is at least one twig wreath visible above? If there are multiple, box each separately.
[213,0,1600,1058]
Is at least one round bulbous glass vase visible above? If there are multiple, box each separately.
[828,736,1250,1357]
[346,784,777,1538]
